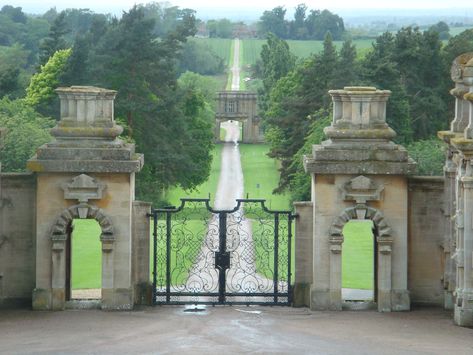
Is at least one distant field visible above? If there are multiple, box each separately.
[450,26,472,36]
[191,38,233,66]
[240,39,374,66]
[193,38,374,67]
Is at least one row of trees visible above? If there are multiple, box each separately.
[0,4,221,205]
[255,28,473,201]
[258,5,345,40]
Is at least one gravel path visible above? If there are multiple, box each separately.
[230,38,240,91]
[181,40,278,299]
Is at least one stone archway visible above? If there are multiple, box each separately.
[49,204,115,310]
[328,206,393,312]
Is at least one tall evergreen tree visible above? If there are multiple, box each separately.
[38,11,69,66]
[333,39,358,88]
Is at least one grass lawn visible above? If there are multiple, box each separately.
[164,145,223,206]
[71,219,101,289]
[239,144,291,211]
[225,39,235,90]
[342,220,374,290]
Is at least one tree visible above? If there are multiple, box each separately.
[0,44,29,98]
[178,40,225,75]
[38,11,69,66]
[287,110,330,201]
[429,21,450,40]
[264,33,338,192]
[260,33,296,94]
[0,5,27,24]
[0,97,53,172]
[83,5,213,201]
[305,9,345,40]
[442,29,473,65]
[361,31,413,143]
[332,39,358,88]
[290,4,308,39]
[258,6,288,39]
[406,138,445,175]
[25,48,72,114]
[60,35,91,86]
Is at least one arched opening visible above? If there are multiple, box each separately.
[342,220,377,304]
[220,120,242,142]
[329,206,392,312]
[50,204,114,309]
[66,219,102,300]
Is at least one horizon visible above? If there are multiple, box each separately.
[2,1,473,21]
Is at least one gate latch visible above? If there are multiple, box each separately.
[215,251,230,271]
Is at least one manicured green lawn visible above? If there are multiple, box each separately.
[239,144,291,211]
[164,145,223,206]
[71,219,101,289]
[342,220,374,290]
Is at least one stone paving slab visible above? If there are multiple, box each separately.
[0,307,472,354]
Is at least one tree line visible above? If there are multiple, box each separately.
[255,28,473,201]
[0,3,223,205]
[257,5,345,40]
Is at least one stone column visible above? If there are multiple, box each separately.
[377,237,393,312]
[51,236,66,310]
[329,235,342,310]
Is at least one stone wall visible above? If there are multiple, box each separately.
[0,173,36,307]
[408,176,445,306]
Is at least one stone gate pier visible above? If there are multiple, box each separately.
[299,87,417,312]
[26,86,150,310]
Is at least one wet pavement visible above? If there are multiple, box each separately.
[1,306,472,354]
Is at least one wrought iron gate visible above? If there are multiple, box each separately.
[150,198,294,306]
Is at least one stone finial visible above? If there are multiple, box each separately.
[444,53,473,135]
[325,86,395,141]
[52,86,122,140]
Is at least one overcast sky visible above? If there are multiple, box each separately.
[4,0,473,16]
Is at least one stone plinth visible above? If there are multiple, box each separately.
[27,87,143,173]
[303,86,414,313]
[28,86,144,311]
[305,87,416,175]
